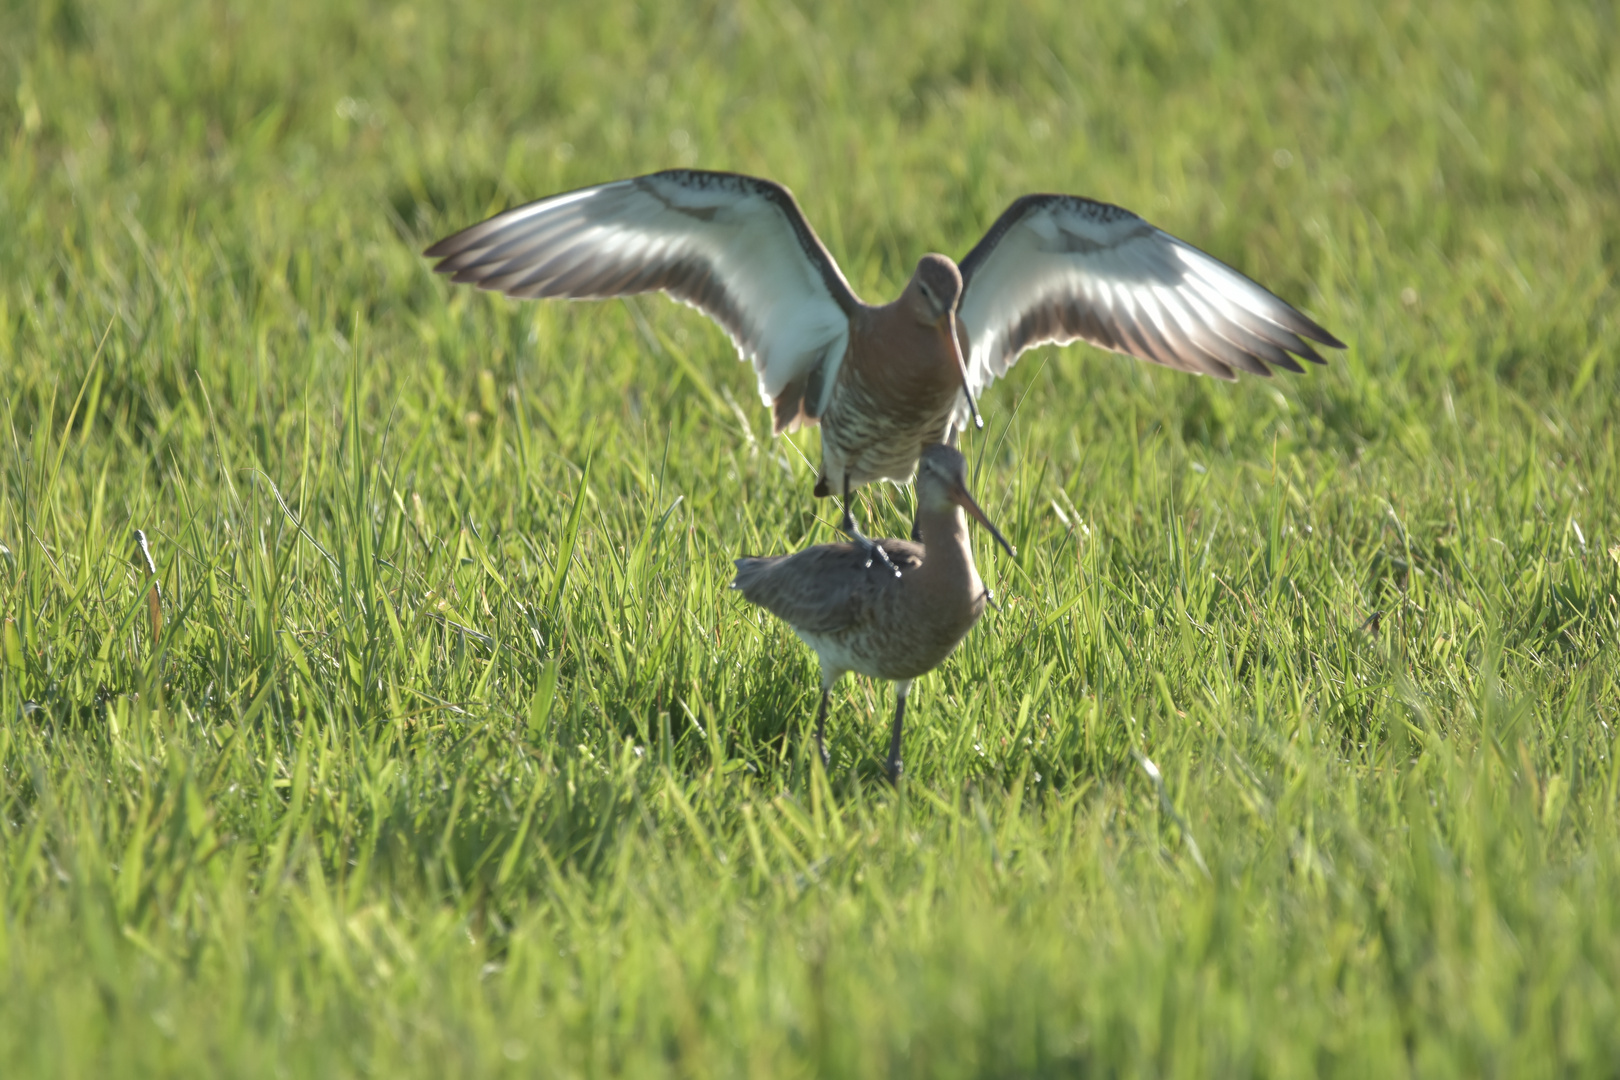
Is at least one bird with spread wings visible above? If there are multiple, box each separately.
[426,169,1342,560]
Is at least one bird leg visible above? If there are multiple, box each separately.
[840,475,901,578]
[813,686,832,768]
[885,680,912,783]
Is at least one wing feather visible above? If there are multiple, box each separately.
[426,170,859,431]
[1153,289,1262,376]
[732,543,923,635]
[956,194,1344,396]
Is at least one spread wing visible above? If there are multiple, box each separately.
[732,542,924,635]
[425,169,860,433]
[955,194,1345,396]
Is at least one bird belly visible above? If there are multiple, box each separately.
[795,611,974,684]
[818,383,959,492]
[794,629,882,681]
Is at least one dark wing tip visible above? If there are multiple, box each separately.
[1310,324,1348,351]
[1284,307,1346,352]
[422,233,467,261]
[424,233,488,269]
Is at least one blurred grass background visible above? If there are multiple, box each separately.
[1,0,1618,1074]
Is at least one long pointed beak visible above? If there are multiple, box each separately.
[948,480,1015,558]
[946,310,983,430]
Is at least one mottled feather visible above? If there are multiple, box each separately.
[732,541,924,636]
[955,194,1344,403]
[425,169,857,431]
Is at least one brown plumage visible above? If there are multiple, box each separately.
[731,444,1014,781]
[811,255,971,504]
[426,169,1345,565]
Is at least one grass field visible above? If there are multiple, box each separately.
[3,0,1619,1074]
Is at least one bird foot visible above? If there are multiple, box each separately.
[885,757,903,785]
[841,511,901,577]
[839,484,900,578]
[858,536,902,578]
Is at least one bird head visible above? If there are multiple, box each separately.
[907,255,983,430]
[908,254,963,323]
[915,444,1015,557]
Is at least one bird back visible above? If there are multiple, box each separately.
[731,541,923,635]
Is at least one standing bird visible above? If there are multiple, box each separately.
[426,169,1343,568]
[730,443,1013,781]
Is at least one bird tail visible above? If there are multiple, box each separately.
[730,555,781,594]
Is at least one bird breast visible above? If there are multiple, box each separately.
[819,314,965,488]
[848,310,964,418]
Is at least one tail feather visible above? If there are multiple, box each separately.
[731,555,784,594]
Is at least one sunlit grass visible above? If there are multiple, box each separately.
[1,0,1618,1074]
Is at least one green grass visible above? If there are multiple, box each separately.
[2,0,1619,1074]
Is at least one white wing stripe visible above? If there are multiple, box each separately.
[437,225,561,275]
[1195,291,1303,371]
[1159,286,1257,376]
[956,194,1343,392]
[1177,260,1317,359]
[471,223,622,287]
[426,171,857,433]
[1176,245,1330,346]
[1135,288,1211,374]
[1129,292,1190,371]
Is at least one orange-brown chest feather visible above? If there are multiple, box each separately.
[815,304,971,492]
[845,305,963,422]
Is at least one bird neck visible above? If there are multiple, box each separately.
[915,505,981,590]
